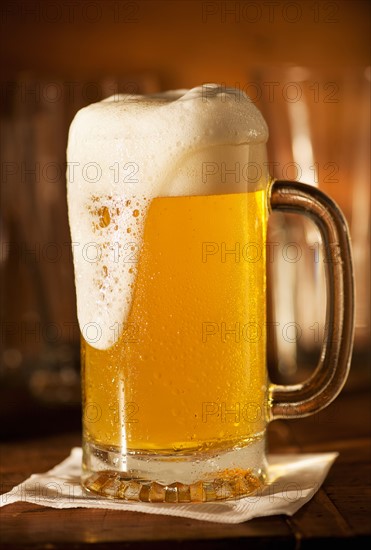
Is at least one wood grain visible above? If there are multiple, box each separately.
[1,388,370,548]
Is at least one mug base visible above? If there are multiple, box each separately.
[82,435,267,502]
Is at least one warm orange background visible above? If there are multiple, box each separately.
[1,0,369,84]
[0,1,369,424]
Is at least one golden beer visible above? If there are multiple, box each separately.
[82,190,268,456]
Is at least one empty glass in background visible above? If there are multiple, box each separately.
[251,66,370,382]
[0,74,158,434]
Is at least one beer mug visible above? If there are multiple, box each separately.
[67,85,354,502]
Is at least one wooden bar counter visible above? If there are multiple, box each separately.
[1,377,370,548]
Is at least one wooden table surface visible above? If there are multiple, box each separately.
[1,381,370,549]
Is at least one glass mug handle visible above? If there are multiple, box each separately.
[268,180,355,419]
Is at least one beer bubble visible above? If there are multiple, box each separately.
[133,209,139,218]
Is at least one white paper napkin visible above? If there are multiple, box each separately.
[0,448,337,524]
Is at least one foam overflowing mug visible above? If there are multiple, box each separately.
[67,84,354,502]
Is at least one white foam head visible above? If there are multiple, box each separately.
[67,84,269,349]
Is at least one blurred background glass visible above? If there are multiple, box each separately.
[0,0,369,438]
[252,65,370,383]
